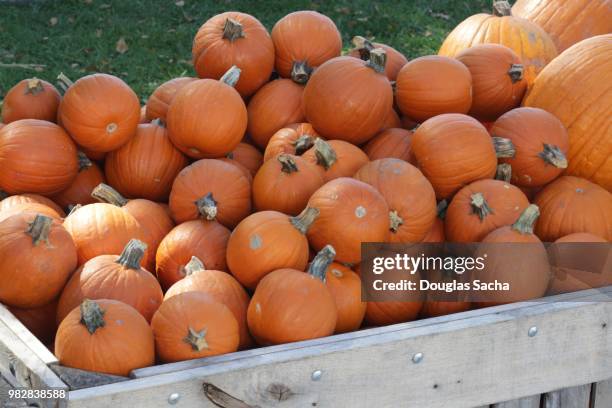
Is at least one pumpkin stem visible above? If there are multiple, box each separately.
[492,136,516,158]
[495,163,512,182]
[67,204,82,216]
[25,78,44,95]
[0,190,8,200]
[470,193,493,221]
[539,144,568,169]
[278,154,299,173]
[222,18,244,42]
[312,138,337,170]
[80,299,106,335]
[226,152,234,160]
[26,214,53,246]
[290,207,320,234]
[184,327,209,351]
[291,61,313,84]
[511,204,540,234]
[294,135,315,155]
[507,64,524,83]
[366,48,387,73]
[389,210,404,233]
[220,65,241,88]
[56,72,74,93]
[352,35,375,60]
[151,118,166,128]
[196,192,218,221]
[492,0,512,16]
[183,256,206,276]
[77,151,93,171]
[437,199,448,220]
[116,239,147,270]
[91,183,128,207]
[308,245,336,282]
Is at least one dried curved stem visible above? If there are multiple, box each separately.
[312,138,337,170]
[183,256,206,276]
[308,245,336,282]
[91,183,128,207]
[278,154,299,173]
[492,0,512,16]
[220,65,241,88]
[294,135,315,155]
[25,78,44,95]
[26,214,53,246]
[366,48,387,73]
[222,18,244,42]
[539,144,568,169]
[116,239,147,270]
[290,207,320,234]
[495,163,512,182]
[77,151,93,171]
[184,327,209,351]
[80,299,106,334]
[291,61,313,84]
[511,204,540,234]
[507,64,524,83]
[196,192,218,221]
[492,136,516,158]
[470,193,493,221]
[389,210,404,233]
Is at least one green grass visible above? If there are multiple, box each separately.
[0,0,490,102]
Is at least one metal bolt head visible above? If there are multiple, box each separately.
[412,352,424,364]
[528,326,538,337]
[168,393,180,405]
[311,370,323,381]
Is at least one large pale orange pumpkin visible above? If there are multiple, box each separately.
[145,77,197,122]
[302,139,369,182]
[51,153,105,210]
[523,35,612,190]
[2,78,61,124]
[348,36,408,81]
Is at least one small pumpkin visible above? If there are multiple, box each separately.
[325,262,366,333]
[226,142,263,177]
[271,11,342,82]
[247,245,338,345]
[105,121,188,201]
[55,299,155,376]
[192,12,274,97]
[2,78,61,124]
[445,179,530,242]
[156,220,230,290]
[51,152,105,210]
[151,291,239,362]
[57,239,163,323]
[167,67,247,159]
[169,159,252,228]
[363,128,414,164]
[411,114,497,199]
[252,154,325,216]
[9,299,58,345]
[164,256,252,349]
[226,210,313,289]
[302,138,369,182]
[456,44,527,121]
[145,77,197,122]
[263,123,319,162]
[0,194,66,217]
[348,36,408,81]
[534,176,612,241]
[247,78,306,149]
[395,56,472,122]
[0,213,77,308]
[491,107,569,187]
[59,74,141,152]
[303,49,393,144]
[305,177,390,264]
[0,120,78,195]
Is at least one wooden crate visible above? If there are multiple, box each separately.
[1,286,611,408]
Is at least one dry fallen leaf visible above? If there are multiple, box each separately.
[116,37,128,54]
[49,17,58,26]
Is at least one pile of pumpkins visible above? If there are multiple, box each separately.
[0,0,610,377]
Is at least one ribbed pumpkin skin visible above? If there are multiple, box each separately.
[59,74,141,152]
[0,213,77,308]
[105,123,188,201]
[395,56,473,122]
[247,79,305,149]
[145,77,197,122]
[0,120,78,195]
[227,142,263,177]
[523,35,612,191]
[263,123,319,162]
[349,42,408,81]
[0,203,63,223]
[302,140,370,182]
[303,56,393,144]
[9,300,58,345]
[272,11,342,78]
[156,220,230,290]
[422,217,445,243]
[2,79,61,124]
[456,44,527,121]
[534,176,612,241]
[192,12,274,98]
[167,79,247,159]
[365,300,423,326]
[55,300,155,376]
[512,0,612,52]
[411,114,497,200]
[363,128,413,162]
[0,194,65,217]
[325,263,366,333]
[51,161,105,210]
[380,109,402,131]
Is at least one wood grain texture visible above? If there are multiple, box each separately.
[492,395,541,408]
[542,384,591,408]
[593,378,612,407]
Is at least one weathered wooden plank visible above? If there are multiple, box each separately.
[1,375,29,408]
[66,291,612,408]
[593,378,612,408]
[542,384,591,408]
[51,365,128,391]
[492,395,541,407]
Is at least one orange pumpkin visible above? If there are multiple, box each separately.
[226,142,263,177]
[263,123,319,162]
[169,159,251,228]
[2,78,61,124]
[420,267,471,317]
[534,176,612,241]
[167,68,247,159]
[247,79,305,149]
[363,128,414,163]
[380,109,402,131]
[411,114,497,199]
[156,220,230,290]
[0,120,78,195]
[145,77,197,122]
[59,74,141,152]
[303,50,393,144]
[0,213,77,308]
[252,154,325,216]
[0,194,66,217]
[9,300,58,345]
[51,152,105,210]
[105,121,188,201]
[151,292,239,362]
[325,262,366,333]
[57,239,163,323]
[302,139,369,182]
[192,12,274,98]
[164,257,252,349]
[247,245,337,345]
[445,179,530,242]
[55,299,155,376]
[0,202,63,223]
[349,36,408,81]
[79,145,106,163]
[422,201,447,243]
[456,44,527,121]
[306,178,389,264]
